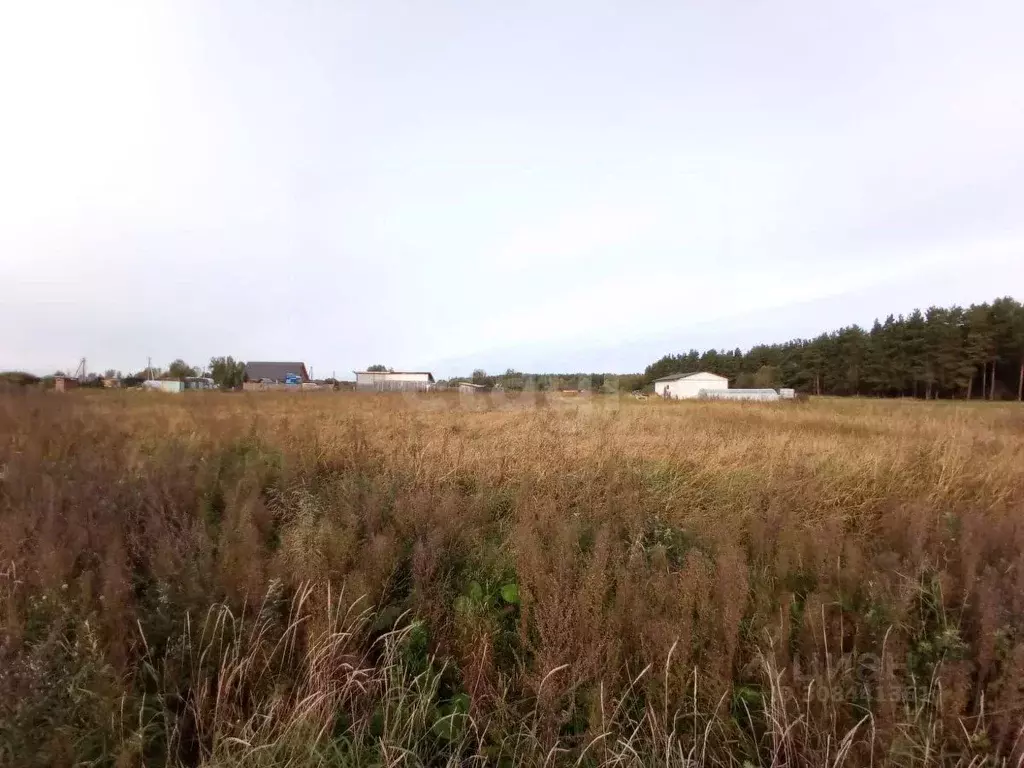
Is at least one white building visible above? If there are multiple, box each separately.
[699,388,780,402]
[142,379,184,393]
[185,377,216,390]
[652,371,729,399]
[354,370,435,392]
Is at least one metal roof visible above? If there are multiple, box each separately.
[244,362,309,382]
[652,371,728,383]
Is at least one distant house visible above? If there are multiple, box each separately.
[652,371,729,399]
[184,377,216,391]
[244,362,310,388]
[458,381,486,394]
[142,379,184,394]
[54,376,80,393]
[354,370,434,392]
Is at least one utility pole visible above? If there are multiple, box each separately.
[147,357,152,381]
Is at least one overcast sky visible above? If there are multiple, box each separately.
[2,1,1023,378]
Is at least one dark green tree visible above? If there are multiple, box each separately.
[167,359,198,379]
[1011,302,1024,401]
[637,296,1023,400]
[209,356,245,389]
[752,365,781,389]
[964,304,995,399]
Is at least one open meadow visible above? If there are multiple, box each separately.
[2,390,1023,767]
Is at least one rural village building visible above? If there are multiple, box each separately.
[142,379,185,393]
[244,362,309,384]
[700,388,780,402]
[243,362,310,390]
[652,371,729,399]
[354,370,435,392]
[53,376,80,393]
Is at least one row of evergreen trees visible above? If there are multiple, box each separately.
[643,297,1024,399]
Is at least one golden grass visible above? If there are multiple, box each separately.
[1,391,1024,766]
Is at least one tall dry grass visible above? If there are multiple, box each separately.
[1,390,1024,766]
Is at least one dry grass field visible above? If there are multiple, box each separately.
[1,390,1023,766]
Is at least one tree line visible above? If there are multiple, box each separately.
[1,357,249,390]
[120,357,248,389]
[448,297,1024,399]
[5,297,1022,399]
[642,297,1024,399]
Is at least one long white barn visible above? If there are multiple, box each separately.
[652,371,728,399]
[354,370,435,392]
[699,388,780,402]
